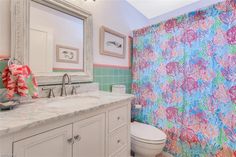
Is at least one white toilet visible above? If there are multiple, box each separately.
[131,121,167,157]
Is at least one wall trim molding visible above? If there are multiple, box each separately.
[0,55,10,59]
[93,64,131,70]
[53,67,83,71]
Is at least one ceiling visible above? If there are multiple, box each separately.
[126,0,200,19]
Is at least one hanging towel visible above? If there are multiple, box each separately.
[2,64,39,99]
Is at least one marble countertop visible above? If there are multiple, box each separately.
[0,91,134,136]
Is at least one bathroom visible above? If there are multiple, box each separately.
[0,0,235,157]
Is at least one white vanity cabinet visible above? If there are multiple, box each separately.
[0,96,132,157]
[12,114,106,157]
[108,106,129,157]
[13,125,73,157]
[73,114,105,157]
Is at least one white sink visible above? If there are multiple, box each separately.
[44,94,101,107]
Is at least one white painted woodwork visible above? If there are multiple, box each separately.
[0,100,131,157]
[109,106,128,132]
[112,148,128,157]
[73,114,105,157]
[109,125,128,156]
[30,26,53,73]
[13,125,73,157]
[11,0,93,85]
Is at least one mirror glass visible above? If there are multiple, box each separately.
[29,1,84,74]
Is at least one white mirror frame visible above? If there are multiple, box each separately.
[11,0,93,85]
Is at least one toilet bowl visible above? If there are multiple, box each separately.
[131,121,167,157]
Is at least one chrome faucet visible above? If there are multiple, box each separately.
[42,87,55,98]
[61,73,71,96]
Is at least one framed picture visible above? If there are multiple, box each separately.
[56,45,79,64]
[100,26,126,58]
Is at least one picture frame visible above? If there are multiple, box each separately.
[100,26,126,58]
[56,45,79,64]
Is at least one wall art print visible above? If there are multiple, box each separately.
[100,26,126,58]
[132,0,236,156]
[56,45,79,64]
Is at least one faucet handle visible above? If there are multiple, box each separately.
[71,85,80,95]
[42,87,55,98]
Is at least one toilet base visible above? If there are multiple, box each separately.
[131,140,164,157]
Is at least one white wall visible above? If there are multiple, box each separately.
[0,0,148,67]
[71,0,149,67]
[148,0,225,25]
[0,0,225,63]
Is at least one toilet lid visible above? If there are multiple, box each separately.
[131,122,166,143]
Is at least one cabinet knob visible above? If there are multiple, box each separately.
[117,116,120,120]
[67,138,74,144]
[74,135,81,141]
[117,139,121,144]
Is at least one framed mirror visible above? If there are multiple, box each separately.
[11,0,93,85]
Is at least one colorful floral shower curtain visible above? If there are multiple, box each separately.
[132,0,236,156]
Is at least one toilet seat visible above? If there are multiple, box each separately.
[131,122,166,144]
[131,135,166,144]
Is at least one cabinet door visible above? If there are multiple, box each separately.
[73,114,105,157]
[13,125,73,157]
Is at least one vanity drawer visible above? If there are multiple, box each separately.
[109,106,127,132]
[109,126,128,156]
[111,148,128,157]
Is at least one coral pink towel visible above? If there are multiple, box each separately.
[2,64,38,99]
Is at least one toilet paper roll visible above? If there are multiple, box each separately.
[134,104,142,109]
[112,85,126,94]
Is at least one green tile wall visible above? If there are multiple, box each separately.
[93,66,132,93]
[0,61,7,88]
